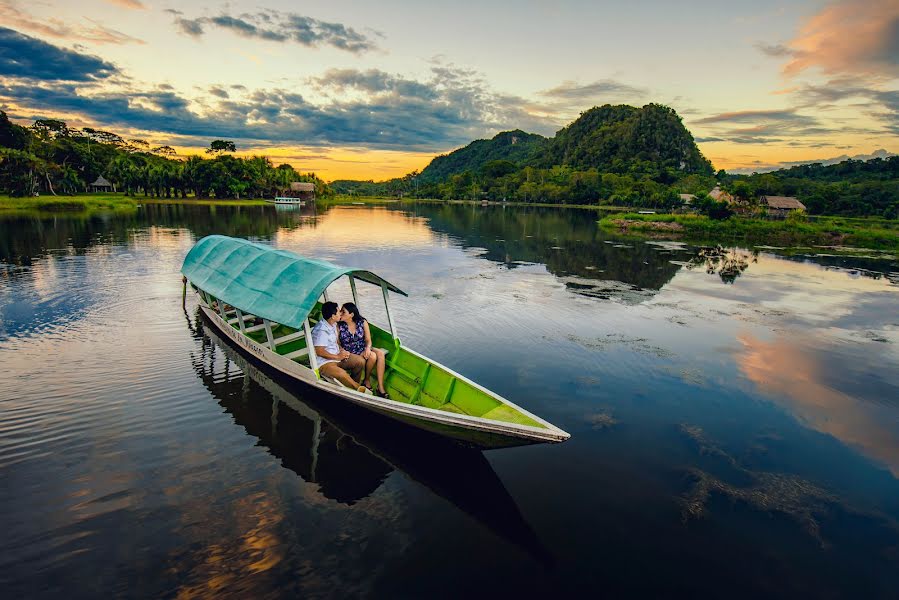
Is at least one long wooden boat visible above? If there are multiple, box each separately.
[181,235,570,449]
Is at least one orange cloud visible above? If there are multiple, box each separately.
[783,0,899,77]
[0,0,144,44]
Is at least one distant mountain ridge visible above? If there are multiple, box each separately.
[418,103,713,182]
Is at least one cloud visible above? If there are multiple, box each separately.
[689,108,883,145]
[780,0,899,77]
[754,42,792,58]
[172,10,379,53]
[539,79,649,101]
[0,27,119,81]
[725,149,896,174]
[105,0,145,8]
[208,86,230,99]
[311,68,437,100]
[0,61,568,152]
[693,109,817,126]
[0,1,144,45]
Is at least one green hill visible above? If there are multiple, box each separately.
[416,104,712,184]
[543,103,713,175]
[418,129,547,183]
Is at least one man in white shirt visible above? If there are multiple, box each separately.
[312,301,366,391]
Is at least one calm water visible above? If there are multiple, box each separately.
[1,203,898,598]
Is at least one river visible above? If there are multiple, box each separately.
[1,202,898,598]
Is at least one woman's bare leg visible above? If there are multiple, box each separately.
[374,348,387,393]
[364,353,377,388]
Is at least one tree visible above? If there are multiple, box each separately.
[206,140,236,155]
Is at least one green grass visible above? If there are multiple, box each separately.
[600,212,899,251]
[0,193,138,215]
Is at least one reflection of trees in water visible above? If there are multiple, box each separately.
[192,313,551,563]
[395,203,691,292]
[0,203,320,265]
[687,246,757,284]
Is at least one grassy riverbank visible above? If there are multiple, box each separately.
[0,194,138,215]
[600,213,899,251]
[0,194,277,215]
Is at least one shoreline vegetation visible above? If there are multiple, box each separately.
[600,212,899,251]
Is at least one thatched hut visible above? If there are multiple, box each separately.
[708,186,734,203]
[289,181,315,201]
[759,195,806,217]
[90,175,113,193]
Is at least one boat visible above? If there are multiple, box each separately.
[266,196,305,205]
[181,235,570,448]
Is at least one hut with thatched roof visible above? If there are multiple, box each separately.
[759,195,806,217]
[708,186,734,204]
[90,175,113,193]
[289,181,315,201]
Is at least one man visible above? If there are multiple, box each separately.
[311,301,367,392]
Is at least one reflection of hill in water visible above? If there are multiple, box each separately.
[191,314,551,563]
[394,204,693,297]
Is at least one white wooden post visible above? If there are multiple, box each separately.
[304,319,319,374]
[217,297,228,320]
[263,319,276,351]
[381,282,397,339]
[235,308,247,334]
[348,275,359,306]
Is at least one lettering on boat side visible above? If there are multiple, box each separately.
[214,311,265,359]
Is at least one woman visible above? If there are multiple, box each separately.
[337,302,390,398]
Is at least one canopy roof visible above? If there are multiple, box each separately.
[182,235,406,329]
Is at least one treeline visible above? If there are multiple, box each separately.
[0,111,331,199]
[718,158,899,218]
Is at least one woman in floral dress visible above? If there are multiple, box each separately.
[337,302,389,398]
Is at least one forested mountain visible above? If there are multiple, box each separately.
[542,104,713,176]
[418,130,547,183]
[416,104,712,185]
[0,111,331,199]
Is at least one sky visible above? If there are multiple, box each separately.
[0,0,896,180]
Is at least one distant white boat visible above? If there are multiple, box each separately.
[267,196,306,205]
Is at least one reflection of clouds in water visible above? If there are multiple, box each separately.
[735,332,899,478]
[274,206,436,252]
[665,251,899,332]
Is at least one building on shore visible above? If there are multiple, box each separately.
[289,181,316,201]
[759,195,806,217]
[90,175,113,193]
[708,186,734,204]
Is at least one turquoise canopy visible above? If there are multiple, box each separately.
[181,235,406,329]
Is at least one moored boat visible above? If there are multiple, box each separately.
[181,235,570,449]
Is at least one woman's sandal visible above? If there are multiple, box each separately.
[376,389,391,399]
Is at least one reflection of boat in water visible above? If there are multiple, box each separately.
[182,235,569,448]
[193,314,552,562]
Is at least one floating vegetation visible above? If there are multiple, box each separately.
[567,333,675,358]
[677,424,899,547]
[586,412,618,430]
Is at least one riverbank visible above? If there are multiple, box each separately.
[0,194,138,215]
[600,213,899,251]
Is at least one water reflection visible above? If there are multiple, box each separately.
[735,332,899,477]
[394,203,693,301]
[193,312,551,563]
